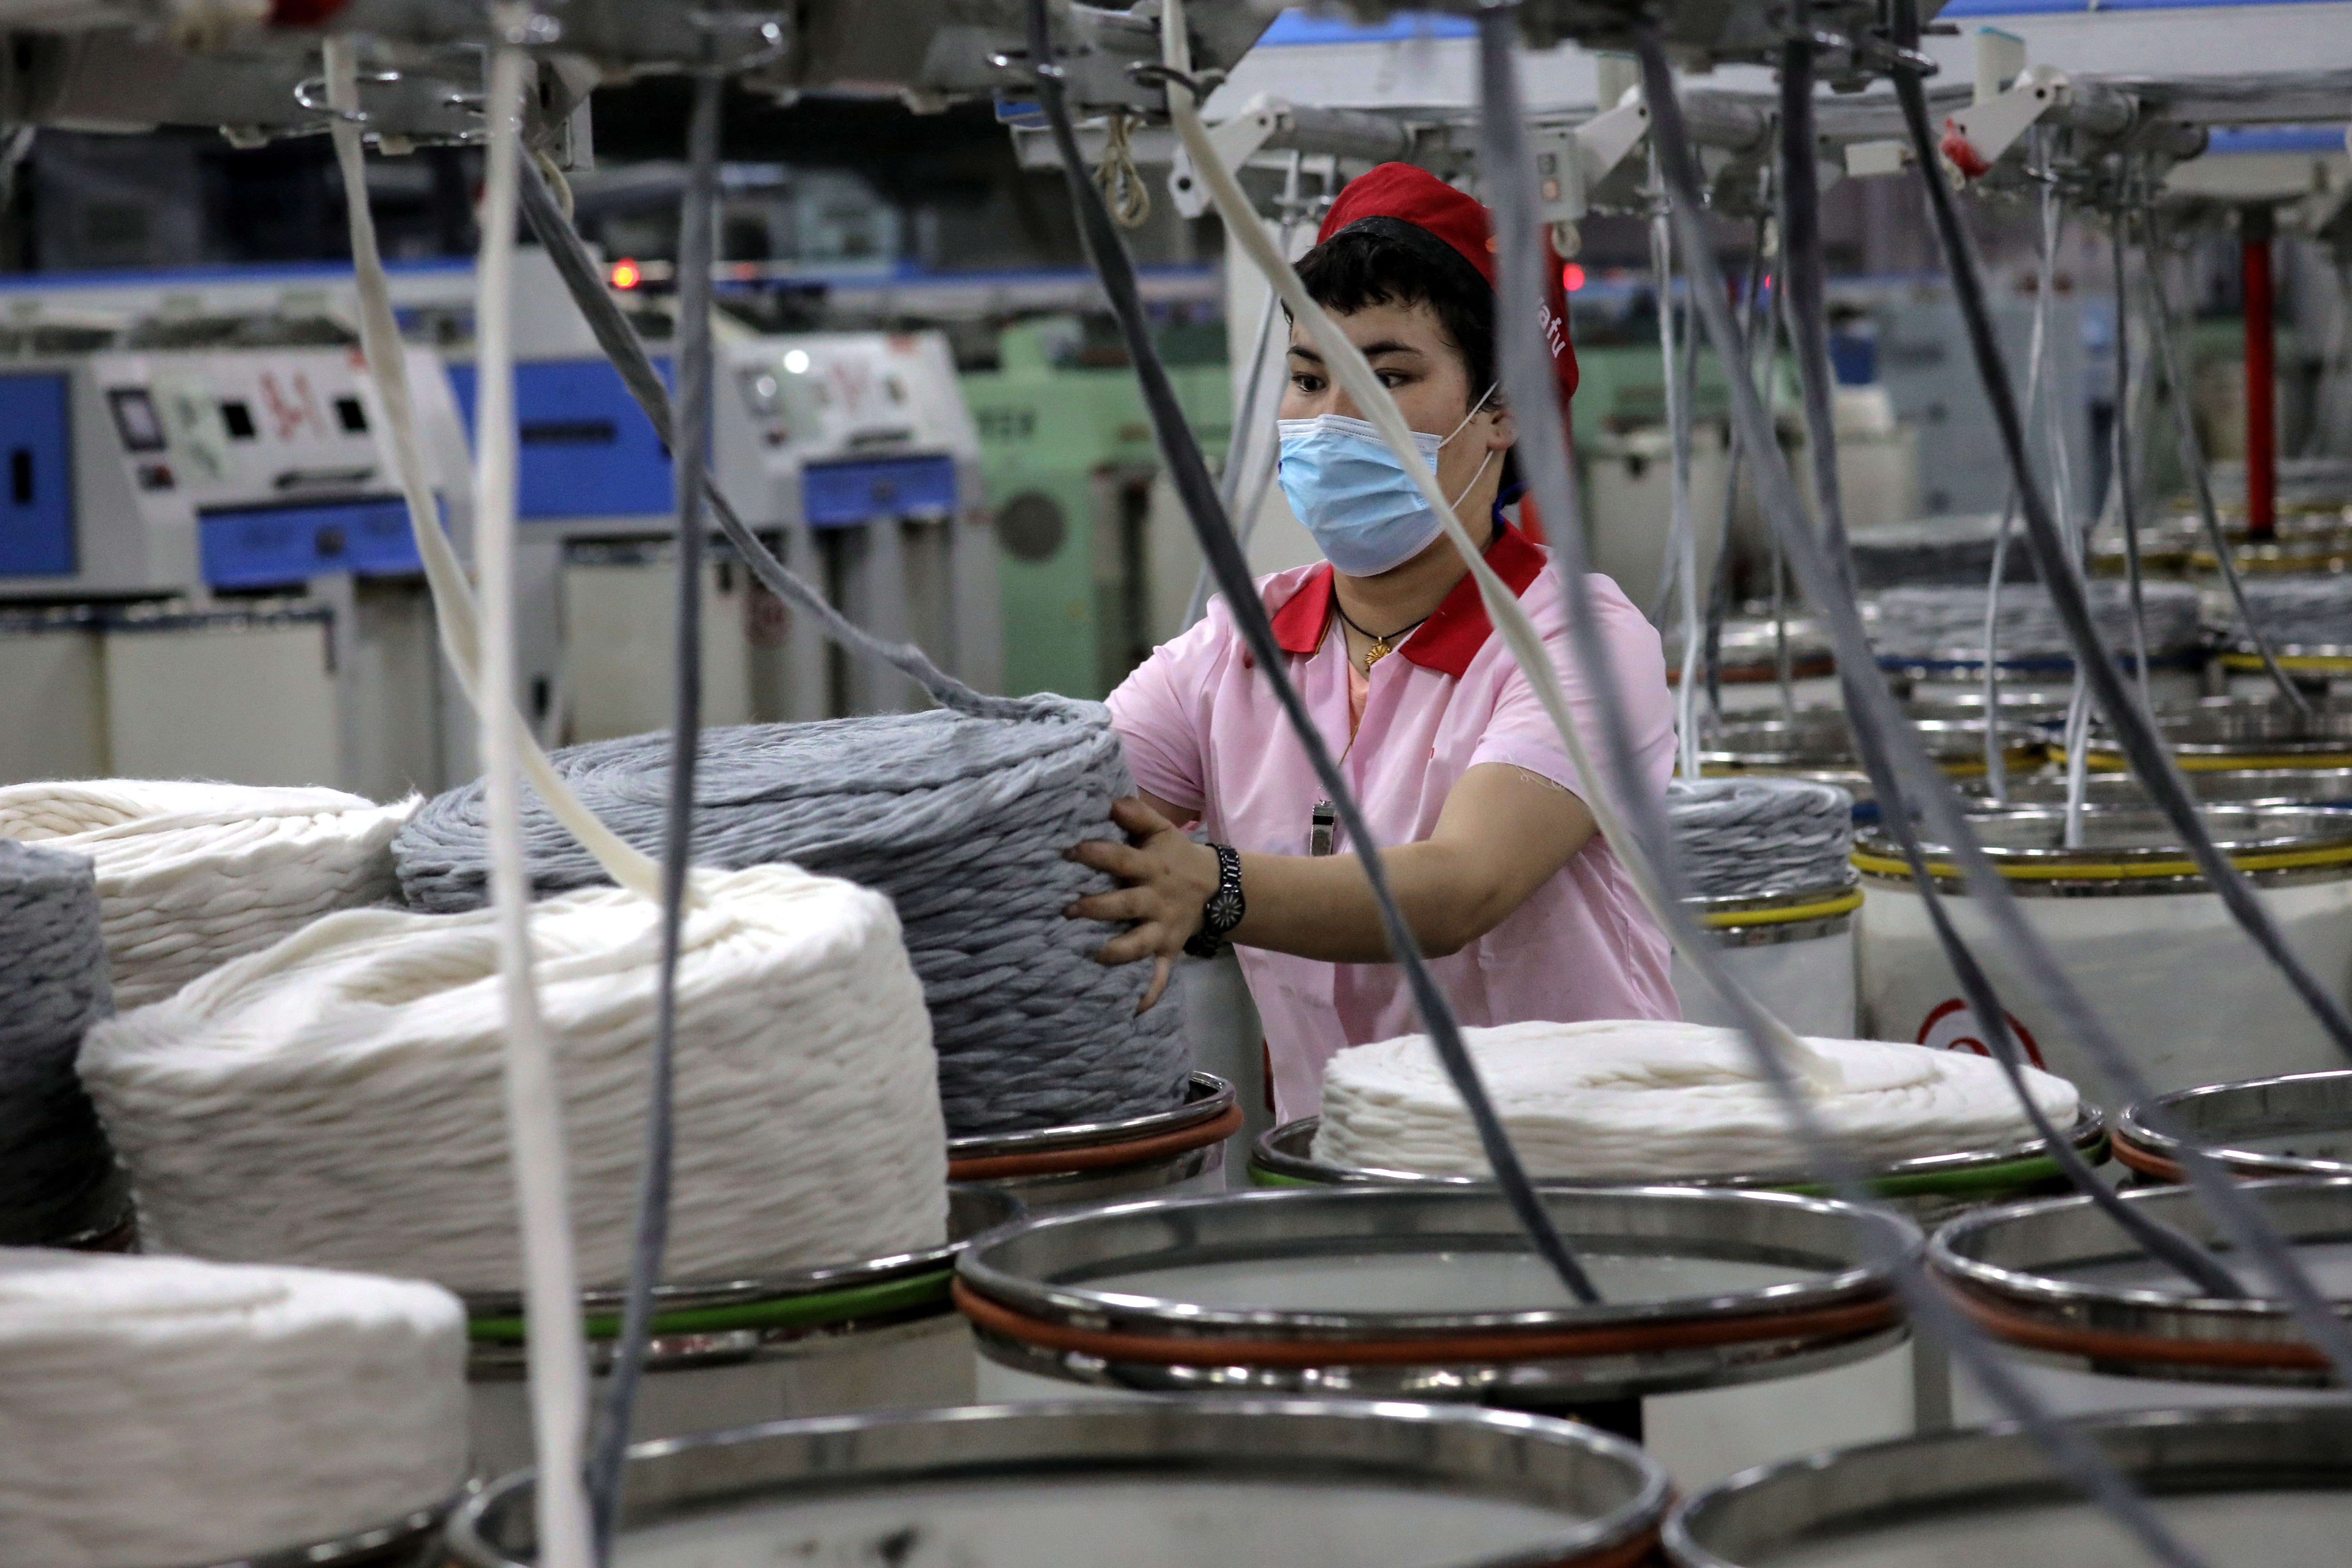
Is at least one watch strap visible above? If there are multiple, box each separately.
[1183,842,1245,959]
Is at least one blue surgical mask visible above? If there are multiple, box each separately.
[1276,394,1496,577]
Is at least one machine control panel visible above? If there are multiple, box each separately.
[710,329,999,714]
[444,356,676,525]
[731,334,965,462]
[0,344,468,600]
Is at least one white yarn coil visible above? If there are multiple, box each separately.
[79,863,947,1293]
[1871,581,2203,663]
[0,782,414,1011]
[0,1247,466,1568]
[1311,1019,2080,1178]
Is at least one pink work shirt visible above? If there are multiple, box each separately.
[1107,520,1681,1122]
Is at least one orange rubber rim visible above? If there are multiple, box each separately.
[954,1278,1901,1367]
[1946,1281,2332,1372]
[947,1104,1244,1181]
[2110,1135,2186,1184]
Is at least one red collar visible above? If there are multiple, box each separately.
[1265,521,1546,679]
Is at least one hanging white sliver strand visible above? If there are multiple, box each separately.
[1660,191,1702,781]
[472,19,594,1568]
[327,43,596,1568]
[320,39,660,909]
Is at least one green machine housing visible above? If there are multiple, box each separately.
[962,319,1230,700]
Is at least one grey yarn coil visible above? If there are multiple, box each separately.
[0,839,120,1244]
[1668,776,1856,901]
[393,700,1191,1136]
[1871,580,2203,662]
[1848,514,2037,590]
[2226,576,2352,650]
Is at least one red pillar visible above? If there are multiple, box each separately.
[2242,204,2276,539]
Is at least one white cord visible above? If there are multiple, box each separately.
[1160,10,1832,1087]
[473,21,594,1568]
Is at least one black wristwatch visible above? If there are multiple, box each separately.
[1183,842,1245,959]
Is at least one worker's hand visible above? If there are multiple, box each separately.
[1064,796,1221,1014]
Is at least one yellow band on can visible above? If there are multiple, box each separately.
[1697,887,1865,928]
[1853,841,2352,883]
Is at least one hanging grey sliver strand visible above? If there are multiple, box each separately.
[393,699,1192,1136]
[0,839,121,1245]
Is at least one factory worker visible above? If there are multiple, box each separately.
[1065,162,1679,1123]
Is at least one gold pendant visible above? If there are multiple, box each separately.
[1366,638,1391,668]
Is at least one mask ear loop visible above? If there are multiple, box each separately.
[1438,384,1503,517]
[1447,447,1498,514]
[1437,383,1501,450]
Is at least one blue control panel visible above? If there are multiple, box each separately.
[444,357,674,520]
[198,495,424,588]
[803,454,960,528]
[0,373,75,577]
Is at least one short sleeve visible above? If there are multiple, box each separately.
[1105,613,1220,814]
[1467,567,1676,798]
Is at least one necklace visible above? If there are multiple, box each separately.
[1332,600,1431,670]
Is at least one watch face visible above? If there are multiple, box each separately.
[1206,888,1244,932]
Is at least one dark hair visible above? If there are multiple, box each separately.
[1289,220,1515,490]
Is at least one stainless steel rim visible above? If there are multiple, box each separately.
[1665,1405,2352,1568]
[1878,648,2202,676]
[2090,694,2352,759]
[446,1399,1672,1568]
[1702,712,2037,771]
[462,1182,1021,1322]
[1697,707,1853,770]
[1251,1110,2106,1195]
[1905,691,2078,724]
[193,1494,456,1568]
[1927,1176,2352,1349]
[1963,768,2352,810]
[955,1185,1913,1339]
[947,1072,1234,1161]
[2119,1070,2352,1178]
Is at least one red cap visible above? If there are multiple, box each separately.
[1315,162,1578,411]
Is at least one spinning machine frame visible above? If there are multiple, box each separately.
[23,4,2352,1566]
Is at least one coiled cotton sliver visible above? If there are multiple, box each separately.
[80,863,947,1293]
[392,702,1191,1135]
[1669,777,1855,900]
[2226,576,2352,650]
[1871,581,2203,662]
[0,1248,465,1568]
[0,841,117,1244]
[0,781,415,1010]
[1310,1019,2080,1178]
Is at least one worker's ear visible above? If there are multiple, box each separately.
[1482,396,1516,454]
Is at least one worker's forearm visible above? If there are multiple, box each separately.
[1228,843,1502,963]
